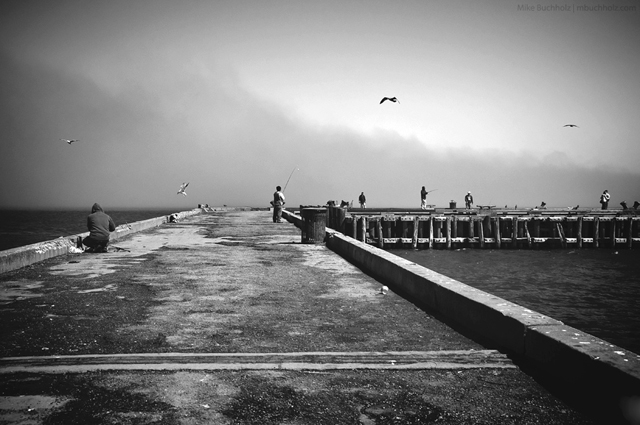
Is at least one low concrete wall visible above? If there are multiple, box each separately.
[0,208,203,275]
[285,207,640,415]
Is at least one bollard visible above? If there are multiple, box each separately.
[301,207,327,244]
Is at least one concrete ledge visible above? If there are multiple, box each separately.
[282,209,303,229]
[0,208,202,275]
[320,226,640,405]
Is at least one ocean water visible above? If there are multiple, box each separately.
[393,248,640,355]
[0,209,179,252]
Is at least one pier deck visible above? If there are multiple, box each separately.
[0,211,624,423]
[326,207,640,250]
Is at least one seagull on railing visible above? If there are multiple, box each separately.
[177,182,189,196]
[380,97,400,104]
[563,124,579,128]
[61,139,79,144]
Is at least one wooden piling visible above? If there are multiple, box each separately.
[336,210,633,250]
[577,217,583,248]
[429,216,434,249]
[556,222,567,249]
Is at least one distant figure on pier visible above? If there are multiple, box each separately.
[540,202,547,209]
[464,191,473,209]
[271,186,285,223]
[359,192,367,208]
[634,201,640,210]
[83,203,116,253]
[599,190,610,210]
[621,201,629,210]
[421,186,428,209]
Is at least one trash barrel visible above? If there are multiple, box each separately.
[449,201,457,209]
[301,207,327,244]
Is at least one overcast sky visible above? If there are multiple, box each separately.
[1,0,638,210]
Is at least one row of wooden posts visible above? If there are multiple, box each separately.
[325,207,640,249]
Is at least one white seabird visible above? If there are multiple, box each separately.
[177,182,189,196]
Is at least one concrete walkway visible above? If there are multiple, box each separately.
[0,211,603,423]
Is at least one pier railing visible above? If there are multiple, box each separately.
[326,207,640,249]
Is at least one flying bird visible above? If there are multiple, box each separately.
[177,182,189,196]
[61,139,79,144]
[563,124,579,128]
[380,97,400,104]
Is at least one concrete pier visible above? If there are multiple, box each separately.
[0,208,203,274]
[0,210,638,423]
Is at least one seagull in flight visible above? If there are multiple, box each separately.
[563,124,579,128]
[380,97,400,104]
[61,139,79,144]
[177,182,189,196]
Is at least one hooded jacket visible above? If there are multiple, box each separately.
[87,203,116,241]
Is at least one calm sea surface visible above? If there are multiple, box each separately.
[392,248,640,354]
[0,209,179,252]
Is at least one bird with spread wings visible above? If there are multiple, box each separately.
[380,97,400,104]
[61,139,79,144]
[177,182,189,196]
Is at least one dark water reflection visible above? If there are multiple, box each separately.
[392,248,640,354]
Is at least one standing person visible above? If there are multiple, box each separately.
[272,185,285,223]
[420,186,428,210]
[83,203,116,252]
[358,192,366,208]
[600,190,611,210]
[464,191,474,209]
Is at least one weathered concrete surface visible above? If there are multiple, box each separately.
[316,214,640,423]
[0,211,618,424]
[0,208,203,275]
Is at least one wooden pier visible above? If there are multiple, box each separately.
[324,207,640,250]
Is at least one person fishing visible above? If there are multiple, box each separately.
[272,186,286,223]
[83,203,116,252]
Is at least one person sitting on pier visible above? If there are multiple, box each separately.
[464,191,473,209]
[272,186,285,223]
[600,190,610,210]
[359,192,366,208]
[83,203,116,253]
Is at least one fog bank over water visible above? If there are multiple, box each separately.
[1,1,638,209]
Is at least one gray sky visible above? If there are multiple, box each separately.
[1,0,639,209]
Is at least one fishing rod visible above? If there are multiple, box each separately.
[283,166,298,192]
[426,189,438,194]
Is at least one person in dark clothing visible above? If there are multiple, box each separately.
[83,203,116,252]
[358,192,366,208]
[464,191,474,209]
[600,190,610,210]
